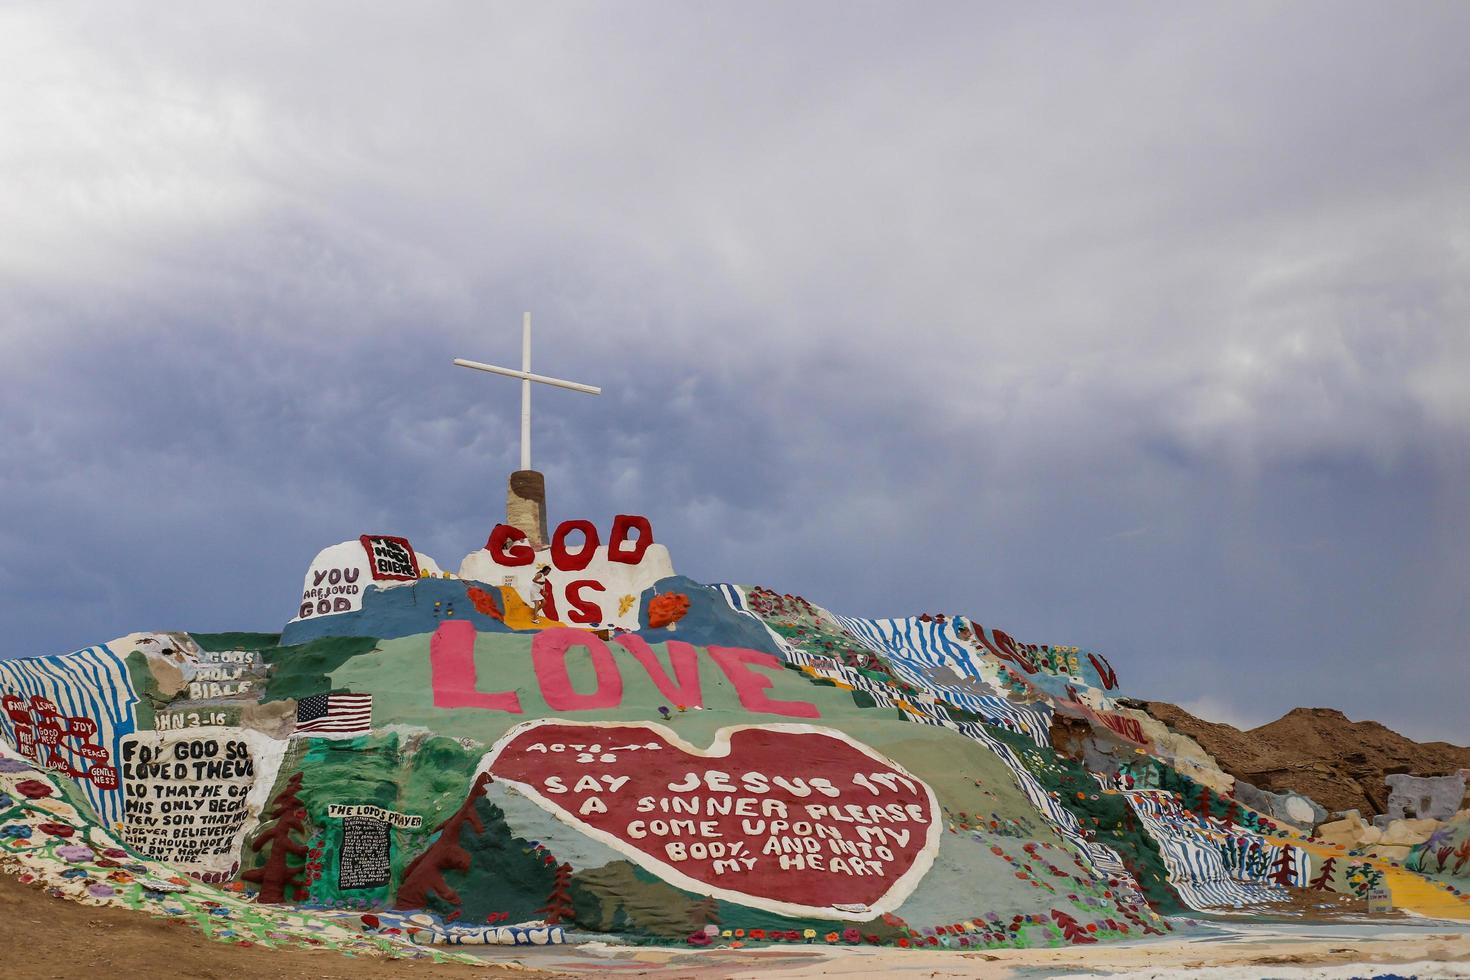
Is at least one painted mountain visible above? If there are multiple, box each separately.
[2,513,1467,957]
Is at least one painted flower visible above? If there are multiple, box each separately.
[36,822,74,838]
[14,780,53,799]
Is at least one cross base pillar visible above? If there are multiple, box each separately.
[507,470,549,550]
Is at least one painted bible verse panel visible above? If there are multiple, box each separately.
[338,815,392,890]
[119,728,286,882]
[481,720,941,919]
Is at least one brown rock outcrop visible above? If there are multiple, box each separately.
[1137,703,1470,818]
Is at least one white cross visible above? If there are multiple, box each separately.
[453,312,601,471]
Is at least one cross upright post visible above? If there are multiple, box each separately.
[520,311,532,471]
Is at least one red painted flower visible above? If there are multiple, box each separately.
[15,780,52,799]
[37,822,74,838]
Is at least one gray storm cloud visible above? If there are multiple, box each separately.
[1,1,1467,741]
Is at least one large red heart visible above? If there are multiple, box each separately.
[482,720,940,919]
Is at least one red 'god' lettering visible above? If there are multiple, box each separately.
[484,516,655,570]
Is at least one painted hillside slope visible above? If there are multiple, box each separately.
[1,517,1467,958]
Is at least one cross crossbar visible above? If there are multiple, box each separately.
[453,312,600,471]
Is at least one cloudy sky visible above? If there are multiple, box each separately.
[2,2,1467,741]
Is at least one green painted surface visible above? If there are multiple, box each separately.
[259,635,380,701]
[193,632,283,652]
[312,632,1160,943]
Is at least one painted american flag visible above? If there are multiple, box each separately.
[295,693,372,735]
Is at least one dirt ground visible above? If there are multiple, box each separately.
[4,867,1469,979]
[523,937,1470,978]
[490,925,1469,977]
[0,870,560,980]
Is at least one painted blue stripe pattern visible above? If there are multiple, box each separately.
[0,644,139,826]
[835,614,1053,746]
[835,614,974,674]
[1123,790,1305,909]
[956,721,1130,879]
